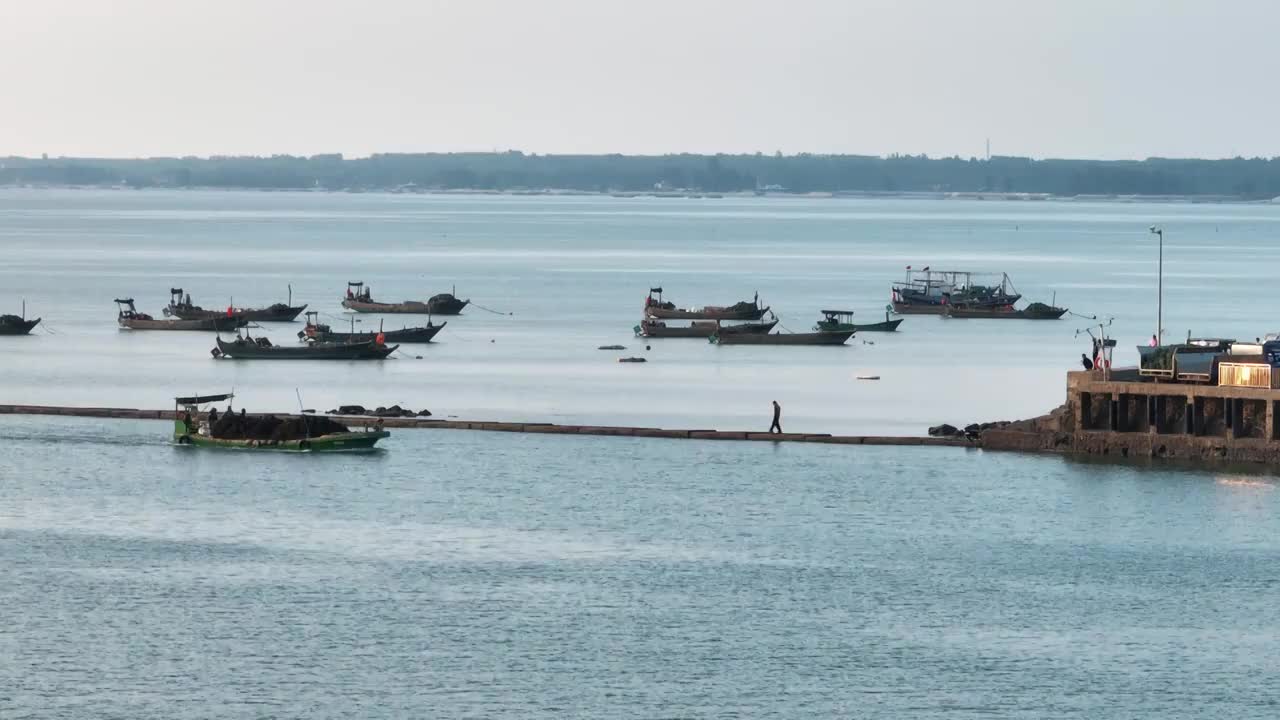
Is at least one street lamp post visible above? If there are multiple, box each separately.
[1149,226,1163,345]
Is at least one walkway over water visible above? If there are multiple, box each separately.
[0,403,969,447]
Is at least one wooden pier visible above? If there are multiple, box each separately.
[0,403,969,448]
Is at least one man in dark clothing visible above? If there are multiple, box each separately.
[769,401,782,434]
[1081,353,1094,371]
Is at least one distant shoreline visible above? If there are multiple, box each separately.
[2,183,1277,205]
[5,152,1280,202]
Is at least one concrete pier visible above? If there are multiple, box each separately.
[982,370,1280,464]
[0,403,969,448]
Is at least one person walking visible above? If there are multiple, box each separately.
[769,400,782,434]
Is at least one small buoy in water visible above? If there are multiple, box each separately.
[415,355,423,359]
[645,345,651,351]
[491,339,495,343]
[857,375,880,380]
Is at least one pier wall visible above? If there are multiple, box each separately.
[981,370,1280,465]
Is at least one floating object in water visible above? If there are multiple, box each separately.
[857,375,880,380]
[618,357,647,363]
[645,345,651,350]
[598,344,626,350]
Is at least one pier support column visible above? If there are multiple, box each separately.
[1227,398,1240,439]
[1192,397,1204,436]
[1184,398,1194,435]
[1109,393,1120,432]
[1268,401,1277,441]
[1147,395,1157,433]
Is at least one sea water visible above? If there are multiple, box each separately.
[3,190,1280,717]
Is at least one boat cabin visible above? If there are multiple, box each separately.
[173,392,235,440]
[114,298,153,321]
[346,282,372,302]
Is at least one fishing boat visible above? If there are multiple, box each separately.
[0,302,39,335]
[298,311,445,343]
[173,393,390,451]
[341,281,470,315]
[710,329,855,346]
[643,287,769,320]
[942,302,1068,320]
[891,268,1021,314]
[165,288,307,322]
[814,309,903,333]
[635,317,778,338]
[212,332,397,360]
[116,298,246,331]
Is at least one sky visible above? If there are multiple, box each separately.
[2,0,1278,160]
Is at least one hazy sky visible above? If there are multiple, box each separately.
[3,0,1278,160]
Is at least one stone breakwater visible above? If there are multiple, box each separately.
[0,403,969,447]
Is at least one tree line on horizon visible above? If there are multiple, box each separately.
[3,152,1280,198]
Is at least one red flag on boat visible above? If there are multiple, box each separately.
[226,305,233,317]
[375,332,386,345]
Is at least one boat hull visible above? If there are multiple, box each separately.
[943,306,1066,319]
[168,304,307,322]
[342,296,469,315]
[120,316,247,331]
[215,337,397,359]
[176,429,390,451]
[637,319,777,338]
[646,306,769,321]
[817,319,903,333]
[0,317,40,335]
[713,330,854,346]
[308,322,445,344]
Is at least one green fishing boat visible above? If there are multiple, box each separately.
[173,393,390,452]
[814,309,903,333]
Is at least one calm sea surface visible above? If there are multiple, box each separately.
[3,190,1280,717]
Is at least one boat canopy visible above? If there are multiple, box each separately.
[820,309,855,316]
[650,287,663,293]
[175,392,235,405]
[170,288,183,294]
[113,298,135,305]
[348,281,364,287]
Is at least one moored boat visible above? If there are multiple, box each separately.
[298,311,445,343]
[0,304,39,336]
[891,268,1021,315]
[341,281,469,315]
[643,287,769,320]
[635,317,778,338]
[814,309,903,333]
[711,329,854,346]
[165,288,306,322]
[173,392,390,451]
[117,298,246,331]
[212,333,397,360]
[942,302,1067,320]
